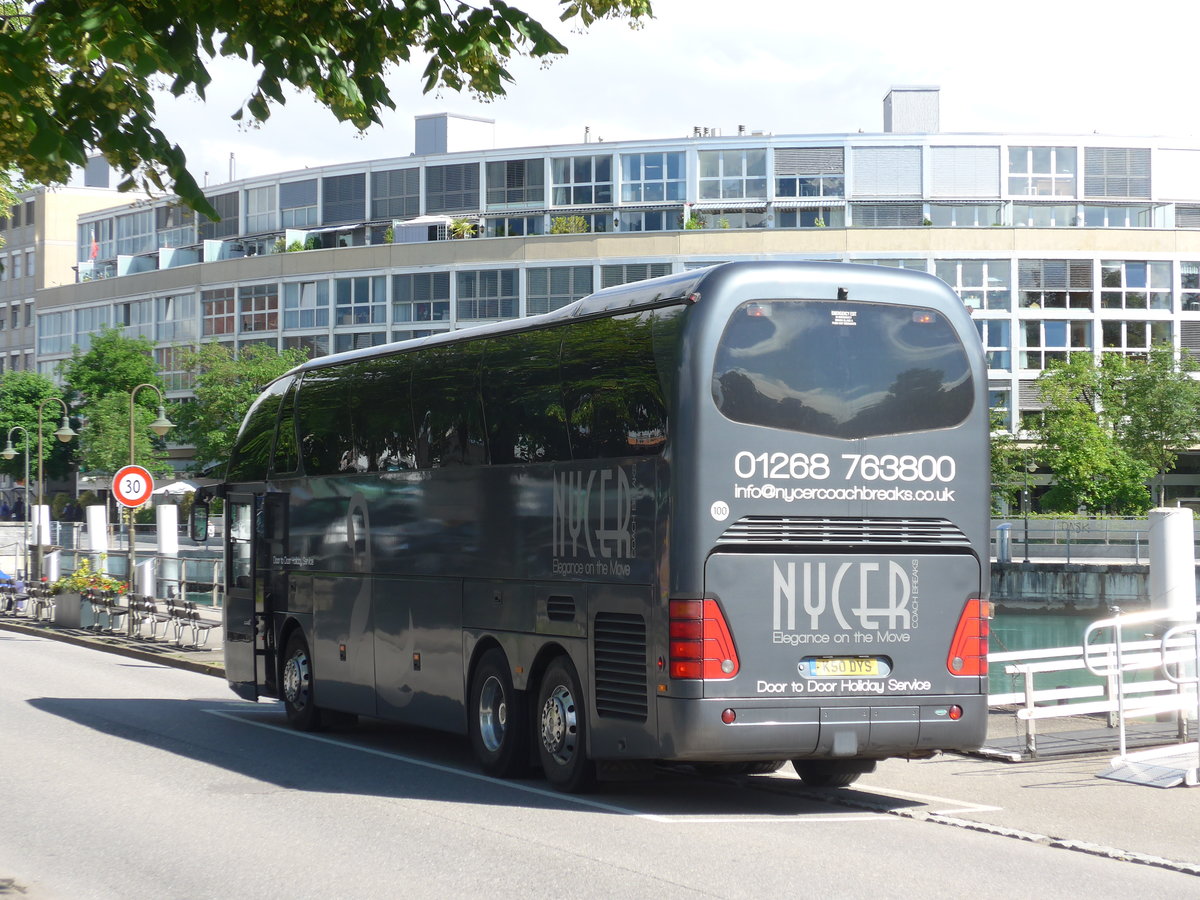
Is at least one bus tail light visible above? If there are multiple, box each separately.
[669,599,740,680]
[947,597,991,677]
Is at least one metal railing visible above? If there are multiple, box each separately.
[990,516,1200,563]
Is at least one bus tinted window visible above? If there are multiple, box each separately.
[481,330,570,464]
[272,380,299,475]
[356,355,417,472]
[411,343,486,467]
[713,299,973,438]
[227,377,291,482]
[296,368,355,475]
[561,312,668,457]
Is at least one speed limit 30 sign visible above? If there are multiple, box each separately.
[112,464,155,508]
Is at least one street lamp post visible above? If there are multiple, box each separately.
[2,426,31,582]
[1022,454,1038,564]
[125,384,174,634]
[31,398,76,582]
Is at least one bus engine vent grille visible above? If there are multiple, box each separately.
[716,516,971,548]
[547,595,576,622]
[593,612,648,721]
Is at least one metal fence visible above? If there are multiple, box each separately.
[991,516,1200,563]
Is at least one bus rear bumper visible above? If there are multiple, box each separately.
[653,694,988,762]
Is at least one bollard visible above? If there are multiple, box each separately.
[995,522,1011,563]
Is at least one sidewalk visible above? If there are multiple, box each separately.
[0,608,225,679]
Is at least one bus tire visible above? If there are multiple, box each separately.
[469,648,528,778]
[536,656,594,793]
[282,631,323,732]
[792,759,876,788]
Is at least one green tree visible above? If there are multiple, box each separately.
[178,342,308,470]
[1102,346,1200,505]
[549,215,590,234]
[0,370,73,481]
[989,409,1026,513]
[57,325,161,406]
[1033,355,1153,514]
[0,1,651,217]
[450,217,478,239]
[76,390,173,477]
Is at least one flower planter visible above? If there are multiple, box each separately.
[53,591,83,628]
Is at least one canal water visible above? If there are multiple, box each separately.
[989,609,1111,696]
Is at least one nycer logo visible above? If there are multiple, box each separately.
[772,560,916,634]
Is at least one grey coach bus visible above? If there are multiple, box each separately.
[196,260,990,793]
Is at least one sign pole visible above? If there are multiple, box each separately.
[112,464,154,636]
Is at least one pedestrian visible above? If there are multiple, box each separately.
[0,500,10,520]
[12,497,24,521]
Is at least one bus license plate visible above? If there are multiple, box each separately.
[803,657,883,678]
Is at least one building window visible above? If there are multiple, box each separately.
[393,272,450,322]
[244,185,277,233]
[600,263,672,289]
[620,152,685,202]
[616,209,680,232]
[484,215,546,237]
[202,287,236,336]
[283,280,330,329]
[698,149,766,200]
[239,283,280,332]
[116,210,155,256]
[1101,320,1171,356]
[1085,147,1151,198]
[74,306,110,351]
[776,206,845,228]
[157,294,197,343]
[850,203,923,227]
[526,266,593,315]
[549,211,611,233]
[929,203,1003,227]
[117,298,155,339]
[198,192,240,241]
[280,179,318,228]
[156,203,196,247]
[37,311,72,355]
[1021,320,1092,370]
[1082,205,1159,228]
[1100,260,1171,310]
[371,168,420,220]
[855,259,927,271]
[426,163,480,214]
[693,209,767,229]
[1019,259,1094,309]
[1182,263,1200,311]
[1012,203,1078,227]
[24,200,34,226]
[334,275,387,325]
[551,155,613,205]
[391,329,440,343]
[322,173,366,225]
[485,158,545,208]
[456,269,517,320]
[156,346,194,392]
[284,334,330,358]
[935,260,1011,311]
[23,249,34,281]
[974,320,1011,370]
[78,218,115,261]
[333,331,388,353]
[1008,146,1076,197]
[775,147,845,198]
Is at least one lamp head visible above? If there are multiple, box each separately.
[150,405,175,438]
[1,441,14,461]
[55,416,76,443]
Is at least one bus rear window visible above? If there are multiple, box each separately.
[712,299,973,438]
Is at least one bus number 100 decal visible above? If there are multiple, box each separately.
[733,452,956,484]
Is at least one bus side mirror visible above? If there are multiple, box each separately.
[190,500,209,542]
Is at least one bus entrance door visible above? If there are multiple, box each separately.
[225,492,288,701]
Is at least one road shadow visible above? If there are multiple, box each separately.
[28,696,926,819]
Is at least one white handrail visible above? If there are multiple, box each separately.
[1160,623,1200,781]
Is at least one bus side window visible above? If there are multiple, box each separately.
[481,330,569,464]
[410,343,486,467]
[561,312,668,459]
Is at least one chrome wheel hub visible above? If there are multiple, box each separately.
[478,674,508,753]
[540,684,577,763]
[283,650,310,707]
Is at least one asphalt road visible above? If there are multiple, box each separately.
[2,630,1198,899]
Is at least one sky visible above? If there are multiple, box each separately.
[149,0,1200,189]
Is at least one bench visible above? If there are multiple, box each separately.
[129,595,173,640]
[29,585,54,621]
[165,598,218,648]
[82,588,129,633]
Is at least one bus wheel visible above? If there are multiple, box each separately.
[282,631,323,732]
[469,648,528,778]
[536,656,594,793]
[792,759,876,788]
